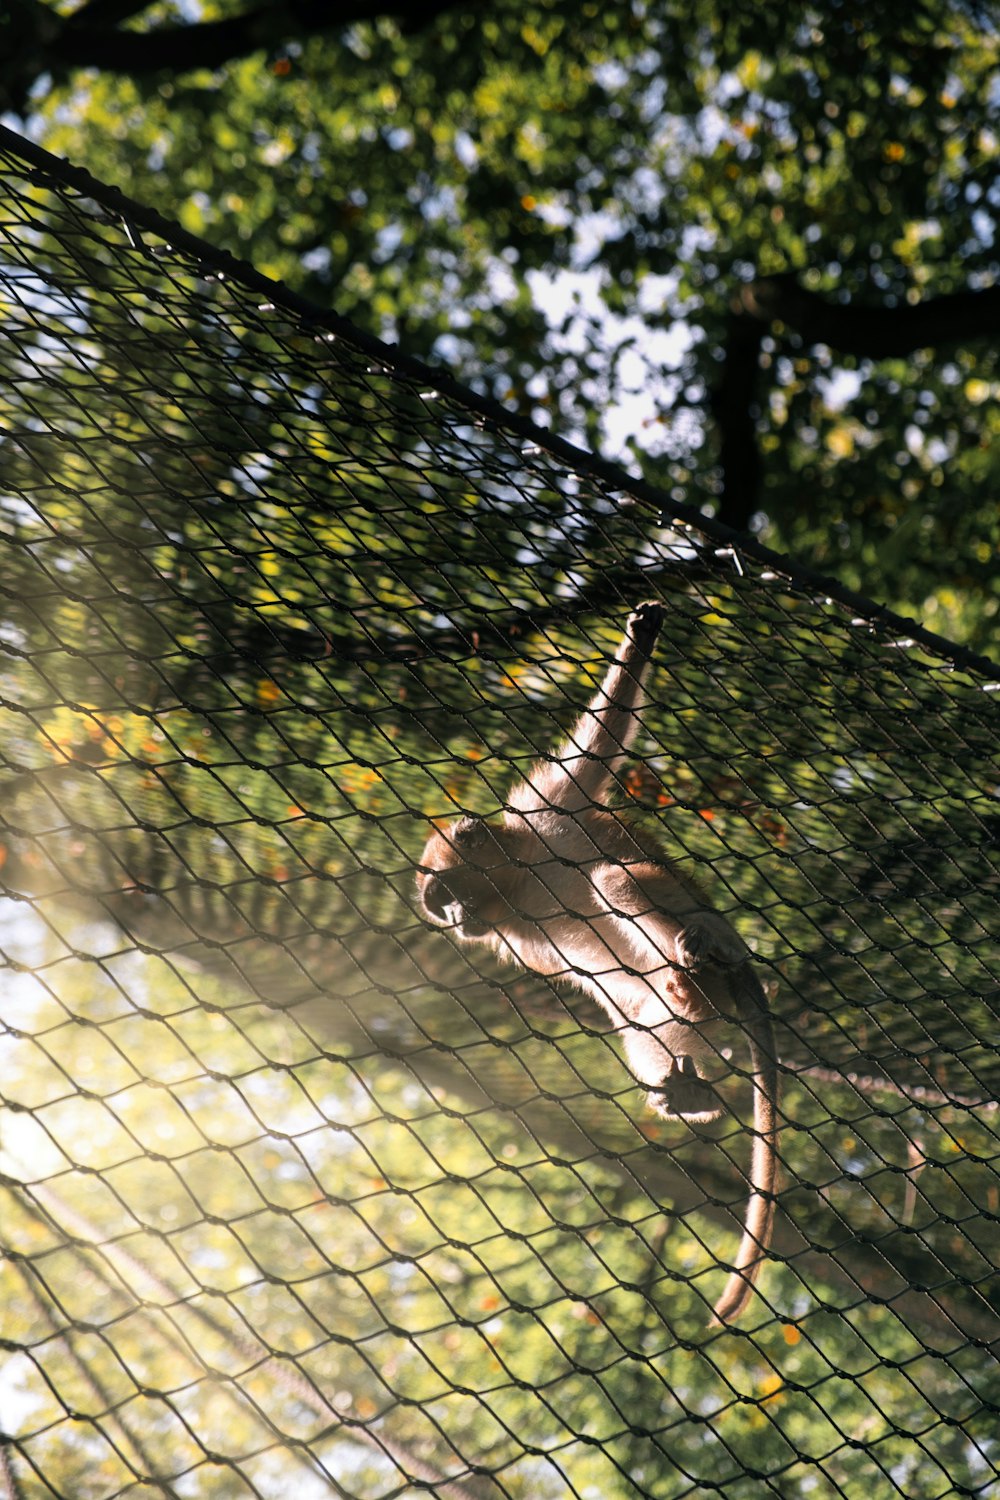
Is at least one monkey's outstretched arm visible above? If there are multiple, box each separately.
[508,601,664,815]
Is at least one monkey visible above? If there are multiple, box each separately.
[415,601,779,1324]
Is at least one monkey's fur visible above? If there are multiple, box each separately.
[416,602,778,1322]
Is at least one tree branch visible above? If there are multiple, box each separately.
[0,0,460,111]
[711,302,766,533]
[176,556,716,687]
[67,0,152,29]
[715,273,1000,530]
[54,0,459,74]
[739,275,1000,359]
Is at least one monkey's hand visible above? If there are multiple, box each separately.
[625,599,665,656]
[675,912,748,973]
[649,1058,725,1123]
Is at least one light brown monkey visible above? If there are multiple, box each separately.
[415,602,779,1323]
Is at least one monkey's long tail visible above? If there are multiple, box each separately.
[710,966,780,1325]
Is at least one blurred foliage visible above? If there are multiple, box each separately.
[9,0,1000,648]
[4,931,1000,1498]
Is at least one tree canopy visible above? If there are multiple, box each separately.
[6,0,1000,648]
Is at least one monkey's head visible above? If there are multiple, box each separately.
[416,816,520,941]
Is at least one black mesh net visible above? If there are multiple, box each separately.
[1,125,999,1499]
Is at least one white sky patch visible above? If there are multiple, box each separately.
[817,368,863,410]
[526,253,874,462]
[526,264,697,457]
[601,376,684,454]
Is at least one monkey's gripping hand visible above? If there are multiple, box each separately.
[648,1056,724,1123]
[625,599,665,657]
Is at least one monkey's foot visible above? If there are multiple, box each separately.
[648,1056,725,1123]
[675,912,748,972]
[627,600,665,653]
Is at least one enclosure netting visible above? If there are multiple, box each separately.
[0,126,999,1500]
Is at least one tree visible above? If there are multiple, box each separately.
[6,0,1000,646]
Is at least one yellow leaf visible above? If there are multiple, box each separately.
[826,426,855,459]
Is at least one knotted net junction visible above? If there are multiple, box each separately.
[0,125,999,1499]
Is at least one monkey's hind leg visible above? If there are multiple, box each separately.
[673,910,748,970]
[590,862,734,1121]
